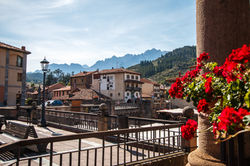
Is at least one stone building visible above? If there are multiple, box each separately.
[92,68,143,103]
[141,78,160,100]
[70,71,97,90]
[52,86,71,102]
[141,78,167,117]
[0,42,31,106]
[41,83,65,100]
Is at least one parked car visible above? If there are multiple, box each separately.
[45,100,63,106]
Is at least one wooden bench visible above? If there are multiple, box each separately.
[0,122,48,153]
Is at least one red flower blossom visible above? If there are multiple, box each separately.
[197,99,209,113]
[228,44,250,63]
[236,108,250,120]
[204,77,213,94]
[196,63,202,70]
[181,68,200,83]
[197,52,210,64]
[217,107,250,132]
[168,78,183,98]
[181,119,197,140]
[221,59,239,83]
[213,66,223,76]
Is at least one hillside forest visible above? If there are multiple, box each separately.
[128,46,196,84]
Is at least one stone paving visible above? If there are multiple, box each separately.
[0,120,172,166]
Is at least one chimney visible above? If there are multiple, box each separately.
[21,46,26,51]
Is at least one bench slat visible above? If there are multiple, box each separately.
[0,122,48,154]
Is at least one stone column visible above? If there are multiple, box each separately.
[98,103,108,131]
[188,0,250,165]
[187,114,224,166]
[196,0,250,65]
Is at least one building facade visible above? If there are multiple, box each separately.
[43,83,65,100]
[52,86,71,102]
[0,42,31,106]
[141,78,167,117]
[92,68,142,103]
[70,71,97,90]
[141,78,160,100]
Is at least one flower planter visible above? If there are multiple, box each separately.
[187,114,225,166]
[221,132,250,166]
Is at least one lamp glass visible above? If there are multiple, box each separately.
[40,58,49,72]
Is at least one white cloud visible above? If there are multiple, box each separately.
[49,0,75,8]
[0,0,196,72]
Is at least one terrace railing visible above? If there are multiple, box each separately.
[0,123,184,166]
[17,108,181,132]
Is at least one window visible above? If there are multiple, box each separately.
[131,75,134,79]
[136,76,138,80]
[110,93,113,97]
[127,92,129,96]
[82,79,84,82]
[94,74,100,79]
[16,56,23,67]
[118,92,120,96]
[126,75,130,79]
[63,91,65,96]
[17,73,22,81]
[103,75,106,79]
[107,85,109,90]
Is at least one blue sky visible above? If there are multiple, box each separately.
[0,0,196,72]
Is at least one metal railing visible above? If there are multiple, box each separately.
[17,108,181,132]
[0,123,184,166]
[18,108,99,131]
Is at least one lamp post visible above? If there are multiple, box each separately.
[40,57,49,127]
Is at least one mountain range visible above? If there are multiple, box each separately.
[27,46,197,84]
[34,48,167,74]
[28,48,167,82]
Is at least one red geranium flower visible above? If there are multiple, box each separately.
[204,77,213,94]
[168,78,183,98]
[218,107,250,132]
[213,66,223,76]
[197,99,209,113]
[197,52,210,64]
[181,119,198,140]
[229,44,250,63]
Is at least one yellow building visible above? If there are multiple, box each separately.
[0,42,31,106]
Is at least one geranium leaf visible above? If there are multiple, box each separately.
[243,115,250,126]
[244,90,250,108]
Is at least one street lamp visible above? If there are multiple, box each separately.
[40,57,49,127]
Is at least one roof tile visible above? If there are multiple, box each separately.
[0,41,31,54]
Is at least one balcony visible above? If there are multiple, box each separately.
[125,87,141,91]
